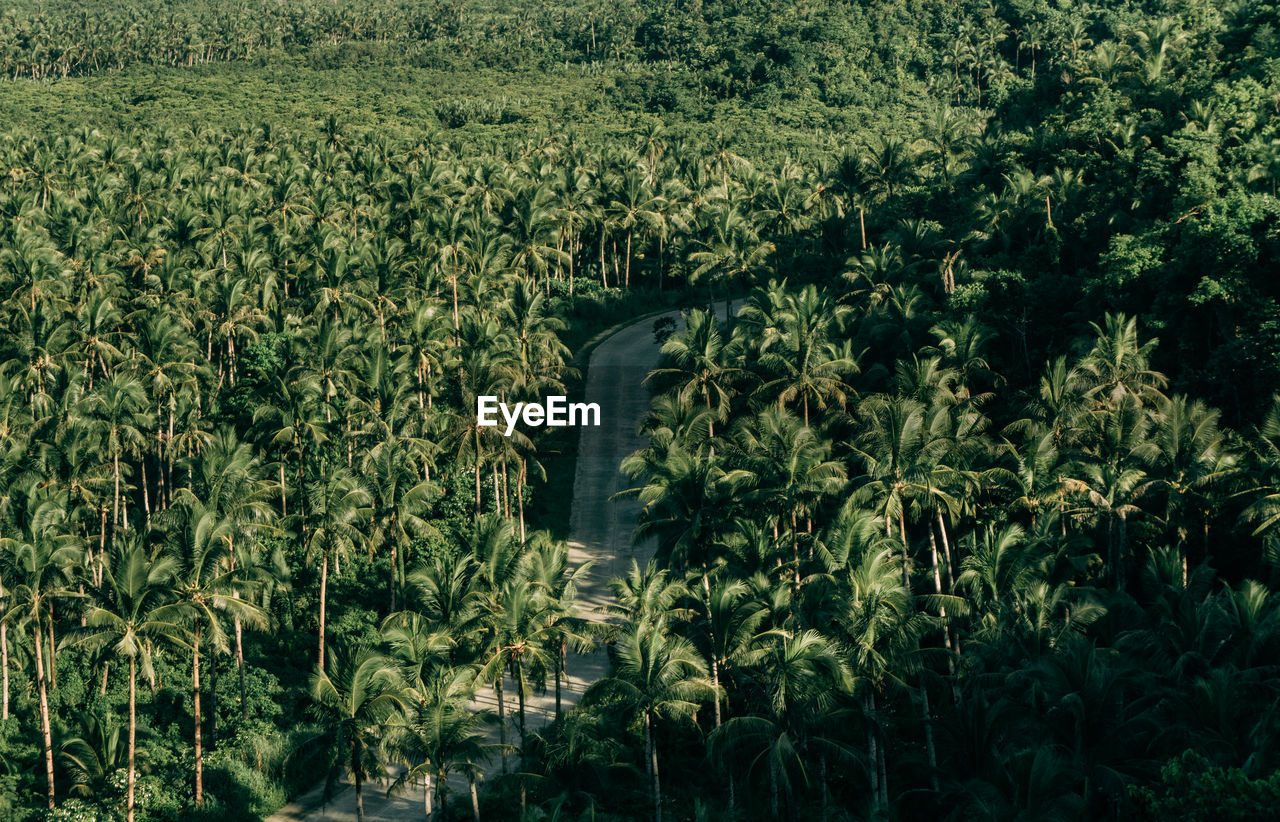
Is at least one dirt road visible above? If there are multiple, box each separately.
[268,306,699,821]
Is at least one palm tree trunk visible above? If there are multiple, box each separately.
[235,611,247,720]
[424,773,432,819]
[209,650,218,749]
[625,230,633,287]
[702,572,722,727]
[280,462,288,517]
[496,676,507,773]
[128,655,137,822]
[33,612,54,810]
[469,773,480,822]
[919,674,938,790]
[114,452,121,541]
[500,452,510,517]
[1,619,8,720]
[98,507,107,586]
[517,661,527,751]
[318,549,328,672]
[354,750,365,822]
[474,429,483,512]
[898,509,911,588]
[47,601,56,690]
[646,710,662,822]
[555,639,563,721]
[599,231,608,289]
[141,459,151,529]
[517,459,526,543]
[390,536,398,612]
[451,268,460,331]
[936,513,954,593]
[927,526,953,652]
[194,624,204,805]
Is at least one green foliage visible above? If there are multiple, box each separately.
[0,0,1278,819]
[1132,750,1280,822]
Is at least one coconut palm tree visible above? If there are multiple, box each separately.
[82,372,151,543]
[74,536,184,822]
[166,502,267,804]
[309,642,407,822]
[306,467,372,671]
[1,487,82,811]
[709,629,854,820]
[649,309,742,440]
[386,665,501,822]
[586,616,717,822]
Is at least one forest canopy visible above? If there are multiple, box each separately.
[0,0,1277,821]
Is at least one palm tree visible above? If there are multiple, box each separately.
[82,372,151,543]
[1064,394,1157,590]
[848,395,958,580]
[650,310,742,439]
[735,408,847,568]
[386,665,501,822]
[252,372,328,518]
[309,643,407,822]
[586,616,717,822]
[1,488,81,811]
[74,537,184,822]
[306,467,372,671]
[709,630,853,820]
[167,503,267,804]
[1077,314,1167,407]
[179,427,278,718]
[623,443,752,574]
[1145,395,1237,581]
[606,171,665,288]
[688,205,772,321]
[693,577,768,728]
[479,579,559,752]
[746,284,858,426]
[506,184,567,291]
[827,540,931,810]
[363,433,435,611]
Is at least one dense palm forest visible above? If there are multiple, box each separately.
[0,0,1278,820]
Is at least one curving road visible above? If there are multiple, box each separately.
[268,306,702,821]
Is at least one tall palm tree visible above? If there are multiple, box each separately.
[82,372,151,543]
[688,205,772,321]
[74,537,183,822]
[735,407,847,568]
[1,488,81,811]
[309,643,407,822]
[306,467,372,671]
[586,616,717,822]
[167,503,267,804]
[606,171,665,288]
[709,630,853,820]
[386,665,501,822]
[849,395,958,581]
[753,287,858,427]
[650,310,742,440]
